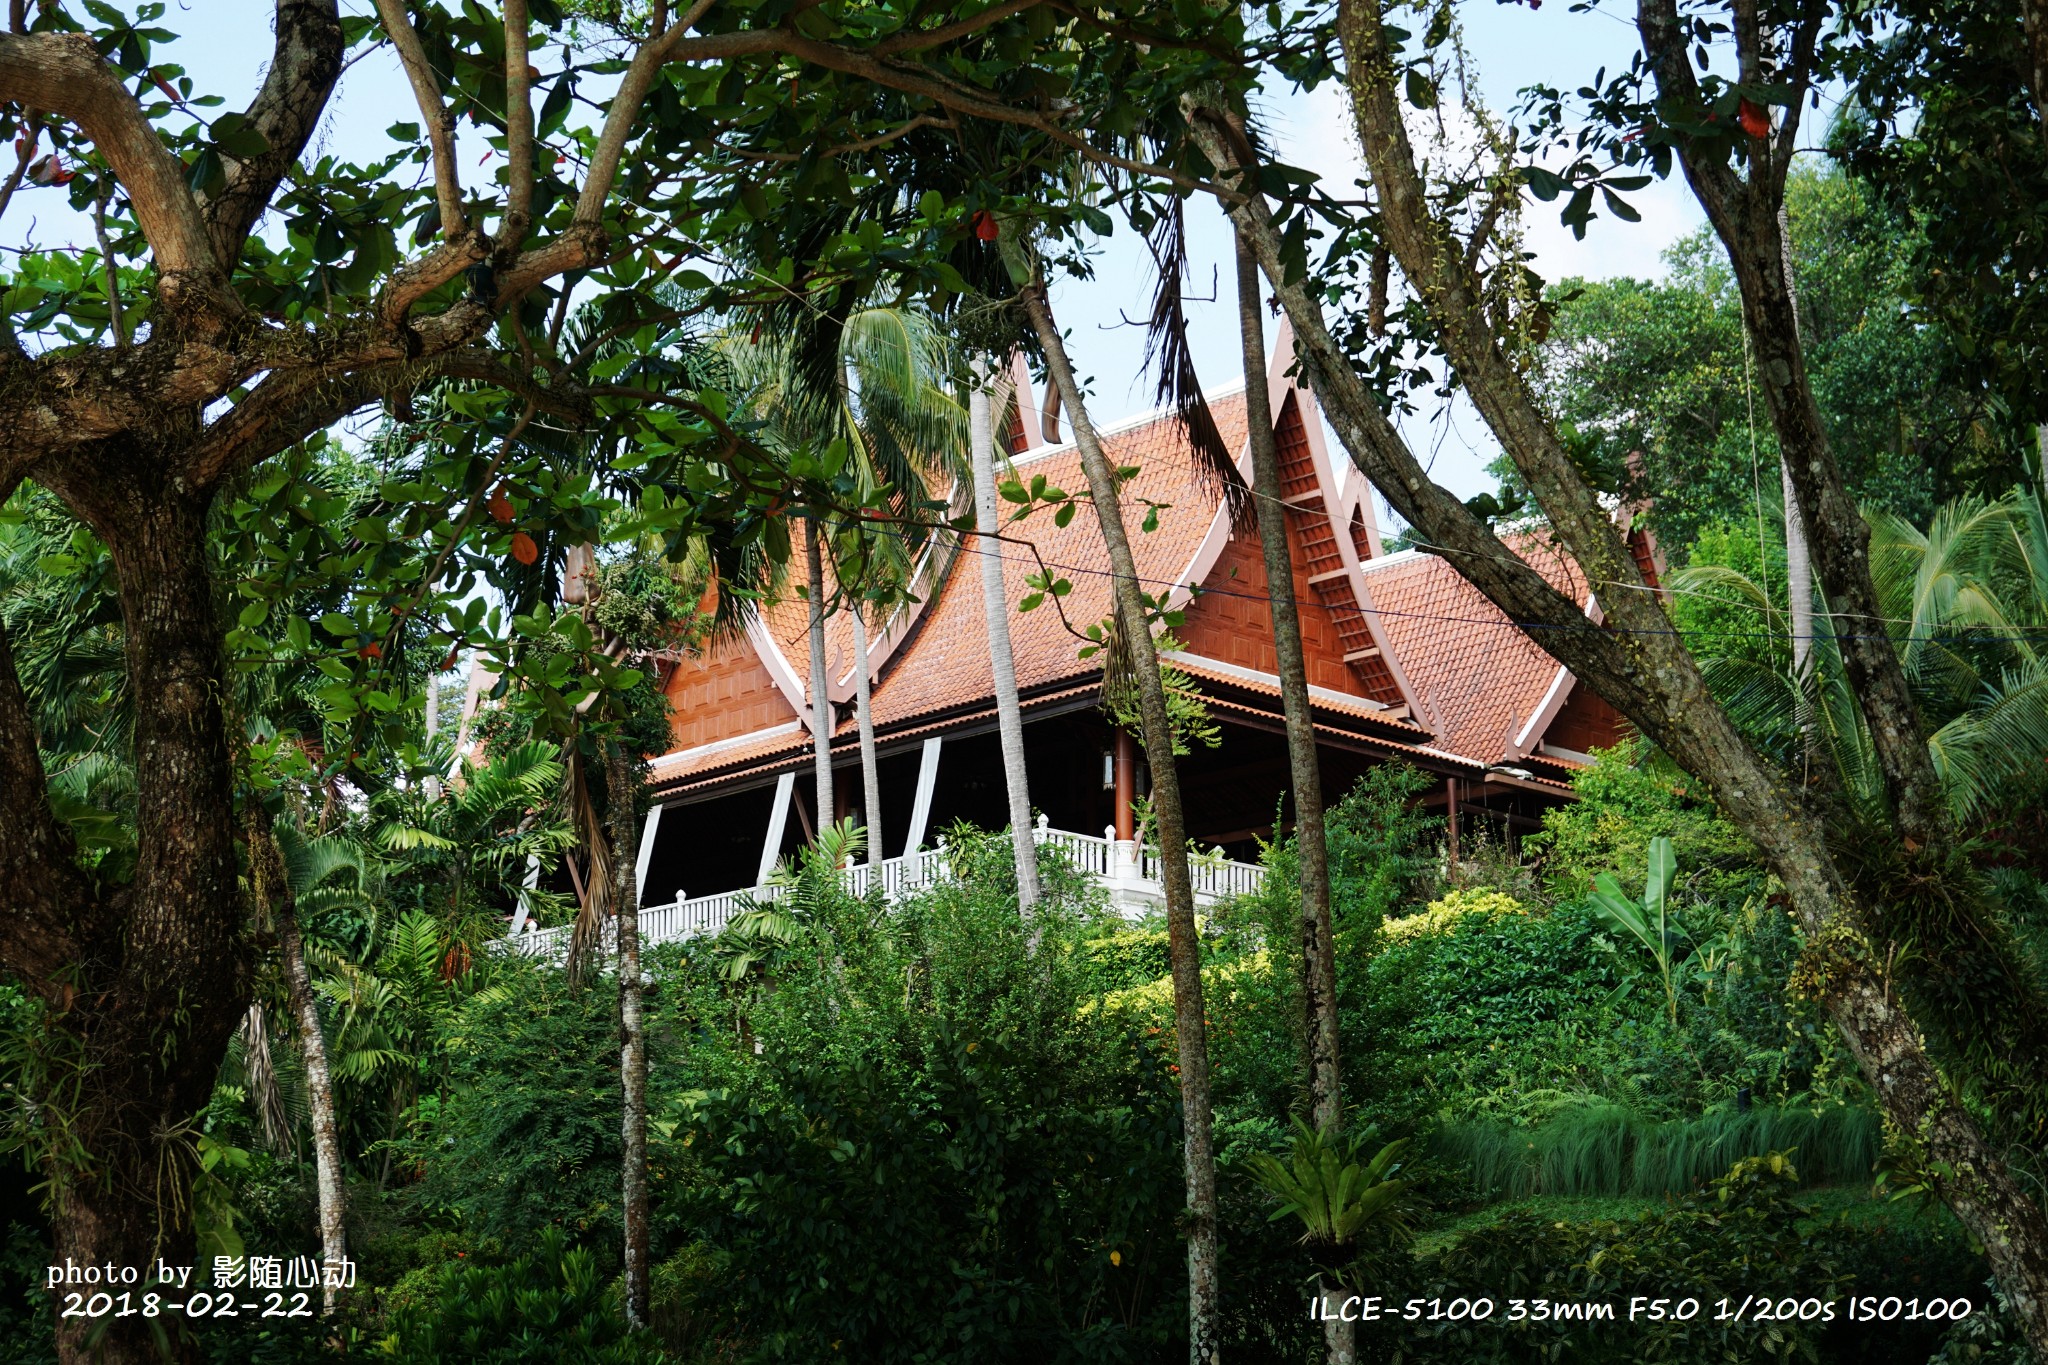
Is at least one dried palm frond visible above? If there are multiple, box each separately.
[1139,197,1248,524]
[236,1004,298,1160]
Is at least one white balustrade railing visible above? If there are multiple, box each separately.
[505,819,1265,960]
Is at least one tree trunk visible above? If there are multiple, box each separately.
[805,519,834,832]
[1188,98,2048,1361]
[1015,271,1221,1364]
[249,817,349,1316]
[1236,237,1351,1365]
[2037,425,2048,509]
[1235,236,1341,1130]
[850,606,883,865]
[23,465,250,1365]
[971,365,1043,914]
[1781,460,1813,676]
[281,905,348,1315]
[608,741,651,1328]
[1775,204,1813,680]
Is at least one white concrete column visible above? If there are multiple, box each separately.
[757,772,796,886]
[634,803,662,909]
[508,855,541,935]
[904,736,944,853]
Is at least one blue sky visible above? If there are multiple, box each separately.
[14,2,1704,509]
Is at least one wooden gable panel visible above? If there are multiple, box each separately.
[1545,682,1631,756]
[664,639,800,750]
[1179,523,1366,696]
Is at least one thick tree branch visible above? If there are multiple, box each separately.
[206,0,344,264]
[871,0,1043,54]
[378,229,494,327]
[1634,0,1949,844]
[650,26,1219,196]
[1330,0,1651,618]
[371,0,466,239]
[1770,4,1823,187]
[0,339,241,465]
[1634,0,1746,217]
[0,34,225,306]
[502,0,536,248]
[188,347,591,483]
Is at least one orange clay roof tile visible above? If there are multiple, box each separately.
[657,391,1600,785]
[1358,532,1592,765]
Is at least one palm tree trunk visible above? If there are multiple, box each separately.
[247,815,347,1314]
[1016,273,1221,1365]
[850,606,883,864]
[806,519,835,829]
[281,910,348,1315]
[608,740,651,1327]
[1777,206,1814,680]
[1234,239,1349,1364]
[971,365,1043,913]
[2037,425,2048,509]
[1236,237,1342,1127]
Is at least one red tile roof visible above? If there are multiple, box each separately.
[652,379,1609,791]
[1357,530,1595,765]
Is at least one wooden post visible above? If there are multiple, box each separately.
[1114,728,1137,842]
[1446,776,1460,886]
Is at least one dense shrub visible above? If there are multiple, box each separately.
[1382,1154,1981,1365]
[1524,743,1759,903]
[382,1227,662,1364]
[651,828,1193,1362]
[680,1036,1186,1362]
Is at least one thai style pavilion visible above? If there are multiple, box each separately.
[612,326,1651,918]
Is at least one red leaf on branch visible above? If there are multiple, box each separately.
[1738,99,1769,139]
[511,531,540,565]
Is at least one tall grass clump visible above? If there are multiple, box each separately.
[1437,1100,1881,1198]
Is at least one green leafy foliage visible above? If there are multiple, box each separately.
[1244,1118,1413,1257]
[382,1227,662,1364]
[1531,168,2020,547]
[1396,1153,1978,1364]
[1589,836,1686,1023]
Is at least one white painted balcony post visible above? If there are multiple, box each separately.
[633,803,663,910]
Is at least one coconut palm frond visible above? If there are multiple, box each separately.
[1669,561,1781,621]
[275,824,376,898]
[1930,660,2048,826]
[1690,489,2048,833]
